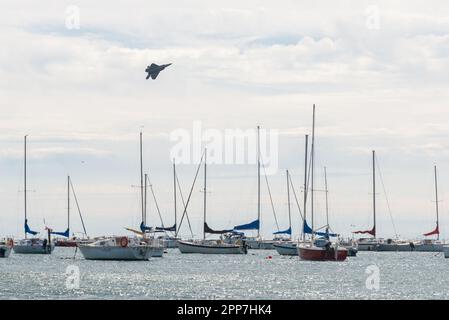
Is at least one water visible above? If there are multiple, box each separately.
[1,248,448,299]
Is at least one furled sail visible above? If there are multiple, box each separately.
[24,219,38,236]
[156,224,176,232]
[233,219,260,231]
[204,222,232,234]
[303,220,338,237]
[423,224,439,236]
[140,221,153,232]
[352,226,376,236]
[273,227,291,235]
[50,228,70,238]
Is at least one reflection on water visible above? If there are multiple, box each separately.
[0,248,447,299]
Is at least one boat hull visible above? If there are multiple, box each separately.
[444,246,449,258]
[78,245,152,260]
[246,239,275,250]
[55,240,78,247]
[177,240,247,254]
[150,246,164,257]
[13,244,54,254]
[414,243,443,252]
[375,243,414,252]
[273,242,298,256]
[298,245,348,261]
[0,246,11,258]
[163,238,179,248]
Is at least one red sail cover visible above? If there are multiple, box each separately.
[353,226,375,236]
[423,225,439,236]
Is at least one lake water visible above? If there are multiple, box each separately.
[1,248,448,299]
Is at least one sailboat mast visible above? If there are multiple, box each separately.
[140,132,144,226]
[203,149,207,240]
[302,134,309,242]
[286,170,291,239]
[372,150,376,238]
[434,165,440,240]
[324,166,329,227]
[144,173,148,226]
[257,126,261,238]
[67,175,70,234]
[311,104,316,232]
[24,135,27,239]
[173,159,177,235]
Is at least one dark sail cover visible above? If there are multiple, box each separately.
[303,220,338,237]
[51,228,70,238]
[233,219,260,231]
[273,227,292,235]
[156,224,176,232]
[24,219,38,236]
[352,226,376,236]
[140,221,153,232]
[204,222,232,234]
[423,224,439,236]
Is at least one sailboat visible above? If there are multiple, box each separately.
[415,165,444,252]
[52,176,91,247]
[233,126,275,250]
[150,159,181,249]
[273,170,298,256]
[353,150,379,251]
[177,150,248,254]
[78,132,158,261]
[13,135,55,255]
[355,151,415,252]
[0,238,13,258]
[297,105,348,261]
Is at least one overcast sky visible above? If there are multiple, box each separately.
[2,1,449,239]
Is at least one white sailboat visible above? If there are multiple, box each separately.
[177,150,247,254]
[415,165,444,252]
[274,170,298,256]
[13,135,55,255]
[354,150,380,251]
[78,132,159,261]
[78,236,153,260]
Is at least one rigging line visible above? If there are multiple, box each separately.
[176,171,194,238]
[146,174,165,228]
[69,177,88,237]
[288,174,304,221]
[260,160,280,231]
[375,154,399,239]
[175,150,205,238]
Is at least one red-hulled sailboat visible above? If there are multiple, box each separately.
[297,104,348,262]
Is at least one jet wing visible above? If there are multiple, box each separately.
[146,73,151,80]
[151,71,160,79]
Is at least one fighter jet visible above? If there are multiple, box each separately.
[145,63,172,80]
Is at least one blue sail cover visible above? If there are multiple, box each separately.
[273,227,292,235]
[140,221,153,232]
[24,219,38,236]
[156,224,176,232]
[303,220,338,237]
[233,219,260,231]
[51,228,70,238]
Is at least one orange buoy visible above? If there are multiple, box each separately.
[119,237,129,248]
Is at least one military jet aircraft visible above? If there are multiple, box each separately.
[145,63,172,80]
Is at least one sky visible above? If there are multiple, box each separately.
[2,1,449,239]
